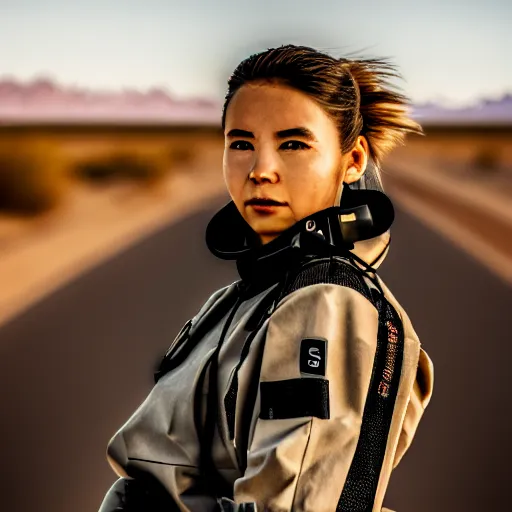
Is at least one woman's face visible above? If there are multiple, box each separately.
[223,81,367,244]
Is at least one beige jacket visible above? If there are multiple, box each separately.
[99,220,434,512]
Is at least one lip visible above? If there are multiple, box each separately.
[245,198,287,214]
[248,204,285,214]
[245,198,288,206]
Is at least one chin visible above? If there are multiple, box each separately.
[252,214,290,227]
[252,220,294,241]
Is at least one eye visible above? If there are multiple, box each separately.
[229,140,254,151]
[280,140,310,151]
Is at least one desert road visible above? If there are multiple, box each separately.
[0,193,510,512]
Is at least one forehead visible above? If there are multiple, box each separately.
[224,82,334,132]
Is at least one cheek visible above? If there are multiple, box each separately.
[286,153,340,217]
[223,151,247,205]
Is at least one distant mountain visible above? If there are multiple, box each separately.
[411,94,512,126]
[0,78,510,127]
[0,78,222,126]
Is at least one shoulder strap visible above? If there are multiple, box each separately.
[271,256,405,512]
[336,291,404,511]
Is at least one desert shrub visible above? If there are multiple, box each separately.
[168,145,196,166]
[74,150,170,186]
[473,147,501,172]
[0,139,67,216]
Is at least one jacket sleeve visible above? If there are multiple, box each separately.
[234,282,384,512]
[392,345,434,469]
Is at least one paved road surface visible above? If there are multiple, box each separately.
[0,193,510,512]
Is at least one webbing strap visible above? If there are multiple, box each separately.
[336,293,405,511]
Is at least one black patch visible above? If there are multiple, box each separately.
[260,378,330,420]
[300,337,327,376]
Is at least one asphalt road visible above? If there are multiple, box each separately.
[0,193,510,512]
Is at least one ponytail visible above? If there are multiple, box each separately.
[343,58,423,170]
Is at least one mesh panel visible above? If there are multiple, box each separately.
[281,257,374,305]
[336,296,404,511]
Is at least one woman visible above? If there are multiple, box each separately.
[98,44,434,512]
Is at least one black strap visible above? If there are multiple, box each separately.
[224,283,285,440]
[336,294,405,512]
[200,287,248,499]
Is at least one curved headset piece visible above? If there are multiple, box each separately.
[205,184,395,260]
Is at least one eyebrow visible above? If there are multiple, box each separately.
[226,127,317,141]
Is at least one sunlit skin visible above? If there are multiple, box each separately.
[223,81,370,245]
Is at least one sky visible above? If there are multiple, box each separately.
[0,0,510,106]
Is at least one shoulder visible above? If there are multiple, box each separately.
[267,257,381,330]
[278,256,377,309]
[270,256,416,338]
[194,280,241,319]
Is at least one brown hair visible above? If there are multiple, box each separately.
[222,44,423,186]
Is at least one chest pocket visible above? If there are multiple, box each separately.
[154,318,194,383]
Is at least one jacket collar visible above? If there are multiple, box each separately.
[205,186,395,289]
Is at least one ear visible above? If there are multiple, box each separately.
[343,136,369,184]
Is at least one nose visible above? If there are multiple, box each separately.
[249,152,280,185]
